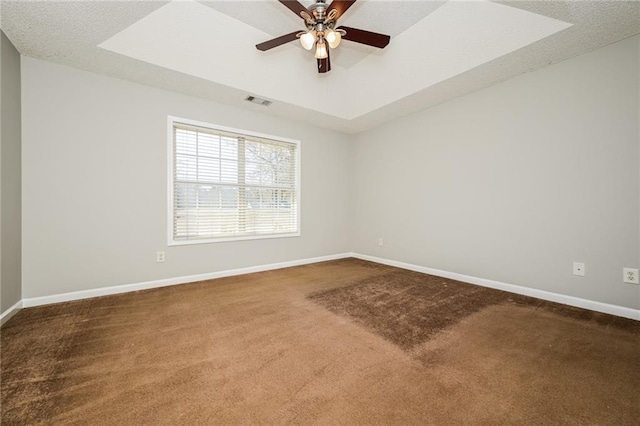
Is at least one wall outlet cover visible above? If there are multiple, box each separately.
[572,262,585,276]
[623,268,639,284]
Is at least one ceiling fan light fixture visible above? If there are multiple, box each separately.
[256,0,391,74]
[314,39,328,59]
[325,29,341,49]
[300,30,316,50]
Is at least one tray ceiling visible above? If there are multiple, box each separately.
[2,1,639,133]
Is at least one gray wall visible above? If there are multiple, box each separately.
[21,57,352,298]
[17,35,640,312]
[351,36,640,310]
[1,31,22,313]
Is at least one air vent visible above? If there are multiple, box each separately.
[245,95,272,107]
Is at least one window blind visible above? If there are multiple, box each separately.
[171,120,299,243]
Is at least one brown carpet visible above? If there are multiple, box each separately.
[1,258,639,425]
[307,269,639,350]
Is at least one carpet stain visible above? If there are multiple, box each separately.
[307,268,640,350]
[308,267,640,423]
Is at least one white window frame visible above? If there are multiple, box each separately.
[167,116,301,246]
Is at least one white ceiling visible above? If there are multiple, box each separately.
[2,1,639,133]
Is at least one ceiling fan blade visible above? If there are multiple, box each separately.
[278,0,313,19]
[327,0,357,21]
[317,48,331,74]
[337,26,390,49]
[256,31,300,51]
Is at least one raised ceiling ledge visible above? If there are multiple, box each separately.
[99,0,572,121]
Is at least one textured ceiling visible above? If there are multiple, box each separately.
[1,1,639,134]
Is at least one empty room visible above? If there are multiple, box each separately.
[1,0,639,424]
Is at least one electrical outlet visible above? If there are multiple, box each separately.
[572,262,585,276]
[623,268,639,284]
[378,238,384,247]
[156,251,165,263]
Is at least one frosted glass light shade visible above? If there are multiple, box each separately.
[325,29,341,49]
[300,31,315,50]
[314,40,328,59]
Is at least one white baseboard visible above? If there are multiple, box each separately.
[22,252,352,308]
[12,252,640,322]
[0,300,23,326]
[352,253,640,321]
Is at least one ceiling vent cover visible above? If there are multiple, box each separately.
[245,95,272,107]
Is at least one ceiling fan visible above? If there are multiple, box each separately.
[256,0,391,73]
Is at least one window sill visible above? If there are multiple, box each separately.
[168,231,301,246]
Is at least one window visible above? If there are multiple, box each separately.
[168,117,300,245]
